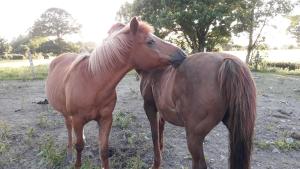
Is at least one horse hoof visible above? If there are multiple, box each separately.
[66,154,73,163]
[75,164,81,169]
[150,165,160,169]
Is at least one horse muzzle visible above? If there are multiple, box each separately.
[170,49,187,68]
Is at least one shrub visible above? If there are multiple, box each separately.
[266,62,300,71]
[10,54,25,60]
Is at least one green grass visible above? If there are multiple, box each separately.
[37,135,66,168]
[0,65,48,80]
[113,111,136,129]
[274,139,300,151]
[0,121,10,154]
[80,159,98,169]
[254,139,300,151]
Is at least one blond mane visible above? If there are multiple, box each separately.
[88,21,154,75]
[88,31,130,75]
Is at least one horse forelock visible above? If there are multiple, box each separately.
[138,21,154,33]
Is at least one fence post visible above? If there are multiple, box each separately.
[28,51,35,79]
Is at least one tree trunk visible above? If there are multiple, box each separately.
[246,6,255,64]
[246,31,253,64]
[197,31,206,52]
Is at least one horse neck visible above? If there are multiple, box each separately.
[92,61,133,90]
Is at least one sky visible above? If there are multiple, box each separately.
[0,0,131,44]
[0,0,299,48]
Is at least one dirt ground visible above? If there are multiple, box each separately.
[0,72,299,169]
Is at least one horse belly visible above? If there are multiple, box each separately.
[158,106,184,126]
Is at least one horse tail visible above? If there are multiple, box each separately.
[218,56,256,169]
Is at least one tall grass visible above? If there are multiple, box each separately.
[0,65,48,80]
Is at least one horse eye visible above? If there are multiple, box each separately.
[147,39,155,46]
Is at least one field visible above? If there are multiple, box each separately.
[0,72,300,169]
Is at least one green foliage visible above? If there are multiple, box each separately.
[10,54,25,60]
[28,37,48,54]
[0,121,10,154]
[0,38,11,56]
[37,38,80,55]
[113,111,134,129]
[287,15,300,47]
[31,8,81,39]
[0,121,10,140]
[118,0,240,52]
[15,45,29,55]
[255,139,300,151]
[80,159,98,169]
[10,35,30,54]
[126,155,147,169]
[37,135,65,168]
[274,140,300,151]
[266,62,300,71]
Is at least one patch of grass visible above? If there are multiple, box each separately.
[0,142,9,154]
[113,111,136,129]
[0,65,48,80]
[254,139,300,151]
[26,127,35,138]
[110,151,147,169]
[37,112,51,128]
[126,155,147,169]
[0,121,10,154]
[0,121,10,140]
[80,159,98,169]
[37,135,66,168]
[274,139,300,151]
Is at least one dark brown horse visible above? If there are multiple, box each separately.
[45,17,186,169]
[138,52,256,169]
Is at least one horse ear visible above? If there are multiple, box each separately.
[130,17,139,35]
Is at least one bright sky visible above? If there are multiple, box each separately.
[0,0,299,47]
[0,0,131,44]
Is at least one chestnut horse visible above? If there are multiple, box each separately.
[45,17,186,169]
[138,53,256,169]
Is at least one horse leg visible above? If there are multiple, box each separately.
[158,117,165,152]
[64,115,73,162]
[144,102,161,169]
[186,129,207,169]
[97,114,112,169]
[73,117,85,169]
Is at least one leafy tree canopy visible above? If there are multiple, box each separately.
[31,8,81,39]
[117,0,241,52]
[287,15,300,46]
[0,37,11,56]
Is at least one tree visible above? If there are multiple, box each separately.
[11,35,30,53]
[287,15,300,47]
[31,8,81,39]
[37,39,80,55]
[28,37,48,54]
[234,0,294,64]
[0,38,11,56]
[117,0,241,52]
[10,35,47,55]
